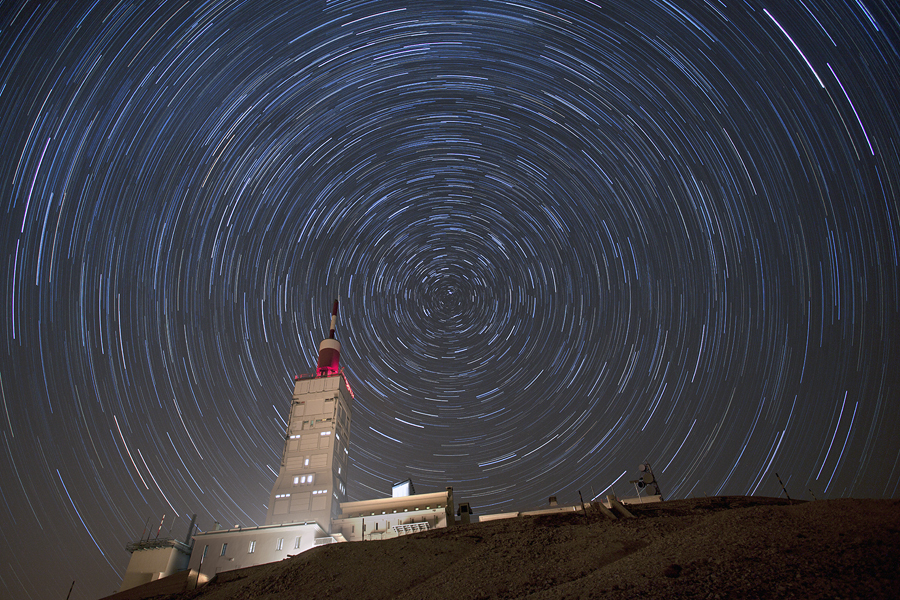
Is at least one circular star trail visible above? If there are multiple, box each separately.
[1,1,899,597]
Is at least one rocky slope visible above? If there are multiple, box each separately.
[153,497,899,600]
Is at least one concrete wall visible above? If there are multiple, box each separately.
[333,489,454,541]
[332,507,449,541]
[119,545,190,592]
[187,522,325,578]
[266,374,352,530]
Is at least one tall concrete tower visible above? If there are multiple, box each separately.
[265,299,352,531]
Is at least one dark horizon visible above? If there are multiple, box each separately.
[1,1,898,598]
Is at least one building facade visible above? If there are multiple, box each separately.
[265,372,353,529]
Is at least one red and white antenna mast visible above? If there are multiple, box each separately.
[315,299,341,377]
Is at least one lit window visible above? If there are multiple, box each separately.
[320,431,331,436]
[294,536,301,549]
[293,476,299,485]
[276,538,284,551]
[248,540,256,553]
[304,458,310,466]
[220,543,227,556]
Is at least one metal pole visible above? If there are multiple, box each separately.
[775,473,792,503]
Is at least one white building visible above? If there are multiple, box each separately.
[333,488,455,542]
[166,300,458,588]
[265,371,353,528]
[118,536,192,592]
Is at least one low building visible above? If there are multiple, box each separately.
[118,537,192,592]
[332,488,455,541]
[187,522,326,580]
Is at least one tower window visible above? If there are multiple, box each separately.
[294,536,301,549]
[276,538,284,551]
[293,476,299,485]
[202,545,208,559]
[220,543,227,556]
[248,540,256,553]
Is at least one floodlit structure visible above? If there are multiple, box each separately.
[332,488,455,541]
[117,517,195,592]
[171,300,458,586]
[185,299,352,580]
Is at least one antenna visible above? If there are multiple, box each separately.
[630,462,664,500]
[328,298,338,339]
[316,298,342,377]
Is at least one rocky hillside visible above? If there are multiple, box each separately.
[153,496,899,600]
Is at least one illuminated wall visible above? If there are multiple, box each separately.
[264,373,353,530]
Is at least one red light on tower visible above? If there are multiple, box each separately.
[316,299,341,377]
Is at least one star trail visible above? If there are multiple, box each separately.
[1,1,899,597]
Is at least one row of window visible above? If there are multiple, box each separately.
[295,418,334,430]
[248,537,298,552]
[205,535,304,559]
[276,487,329,499]
[346,505,441,518]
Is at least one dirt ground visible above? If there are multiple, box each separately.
[149,497,899,600]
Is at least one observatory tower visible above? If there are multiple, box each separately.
[265,299,352,529]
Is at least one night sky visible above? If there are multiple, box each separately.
[2,1,899,597]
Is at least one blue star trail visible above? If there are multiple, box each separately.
[1,1,898,598]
